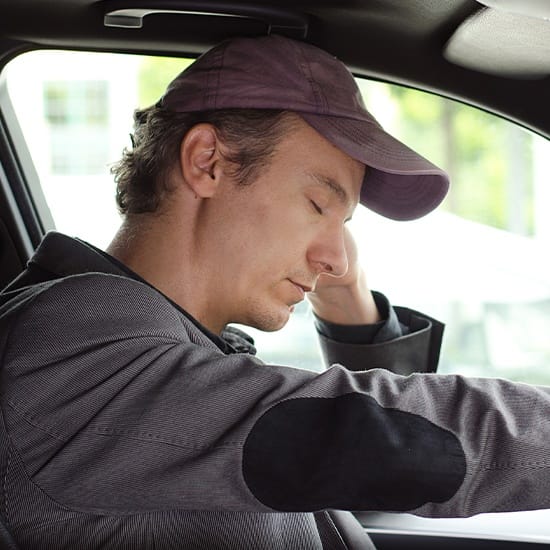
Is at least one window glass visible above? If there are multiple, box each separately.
[44,80,109,174]
[4,50,550,384]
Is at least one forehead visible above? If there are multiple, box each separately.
[278,116,364,202]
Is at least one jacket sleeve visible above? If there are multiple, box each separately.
[3,273,550,519]
[315,291,444,374]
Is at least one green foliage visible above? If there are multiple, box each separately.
[137,57,193,108]
[384,84,534,235]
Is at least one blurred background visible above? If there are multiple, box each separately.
[5,50,550,383]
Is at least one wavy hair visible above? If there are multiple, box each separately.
[111,106,297,215]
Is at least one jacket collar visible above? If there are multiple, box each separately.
[30,231,126,278]
[20,232,250,355]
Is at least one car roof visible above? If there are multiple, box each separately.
[0,0,548,139]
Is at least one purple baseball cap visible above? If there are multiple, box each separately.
[161,34,449,221]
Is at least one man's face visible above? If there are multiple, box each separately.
[203,116,365,332]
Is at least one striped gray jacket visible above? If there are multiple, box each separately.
[1,232,548,549]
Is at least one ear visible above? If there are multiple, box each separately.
[179,124,223,198]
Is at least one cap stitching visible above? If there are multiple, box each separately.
[205,43,226,110]
[322,116,432,161]
[297,45,328,115]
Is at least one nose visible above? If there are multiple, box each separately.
[308,224,348,278]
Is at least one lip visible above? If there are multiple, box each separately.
[289,280,312,300]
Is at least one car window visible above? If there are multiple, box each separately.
[4,49,550,384]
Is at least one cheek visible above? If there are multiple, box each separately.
[225,197,313,279]
[248,204,301,249]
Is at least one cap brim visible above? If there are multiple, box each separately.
[301,114,450,221]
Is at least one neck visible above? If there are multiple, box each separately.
[106,213,227,334]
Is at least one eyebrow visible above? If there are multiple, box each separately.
[308,173,350,206]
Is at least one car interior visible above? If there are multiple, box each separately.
[0,0,549,548]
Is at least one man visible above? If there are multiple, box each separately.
[0,35,549,550]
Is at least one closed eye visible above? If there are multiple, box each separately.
[310,200,323,215]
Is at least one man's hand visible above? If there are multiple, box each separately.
[307,227,381,325]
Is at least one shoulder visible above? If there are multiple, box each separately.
[2,272,188,352]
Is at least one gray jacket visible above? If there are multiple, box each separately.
[1,232,549,549]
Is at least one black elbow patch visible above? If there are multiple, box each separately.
[243,394,466,512]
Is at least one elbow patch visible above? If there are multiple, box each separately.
[243,394,466,512]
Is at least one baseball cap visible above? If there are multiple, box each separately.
[160,34,449,221]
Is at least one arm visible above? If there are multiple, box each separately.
[308,227,443,374]
[4,274,549,519]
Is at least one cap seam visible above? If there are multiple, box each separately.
[320,116,432,160]
[296,45,329,115]
[204,42,226,110]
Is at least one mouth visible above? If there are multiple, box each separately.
[288,280,313,301]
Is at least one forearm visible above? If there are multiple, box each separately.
[315,292,444,374]
[244,366,550,517]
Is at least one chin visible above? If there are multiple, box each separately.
[259,320,289,332]
[245,304,292,333]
